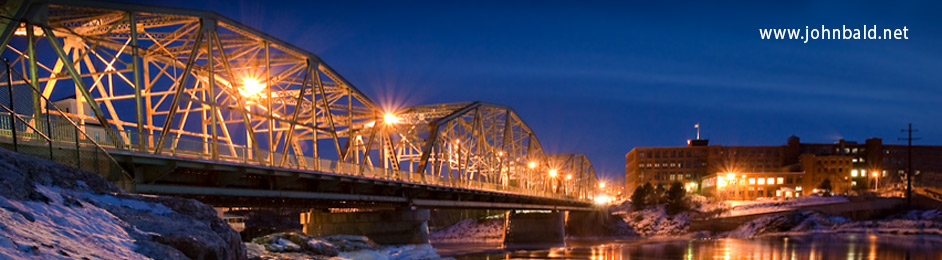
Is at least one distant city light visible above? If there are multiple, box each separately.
[594,195,611,205]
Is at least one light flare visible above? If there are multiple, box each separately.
[238,77,265,98]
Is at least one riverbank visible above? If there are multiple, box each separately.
[429,196,942,246]
[0,148,245,259]
[245,231,453,260]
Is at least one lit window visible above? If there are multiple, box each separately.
[777,177,784,184]
[851,169,858,177]
[767,178,775,185]
[749,178,756,185]
[758,178,766,185]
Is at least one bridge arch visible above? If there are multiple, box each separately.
[0,0,597,203]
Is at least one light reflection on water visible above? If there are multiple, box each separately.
[447,234,942,260]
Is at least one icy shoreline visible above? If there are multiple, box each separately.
[246,232,454,260]
[0,148,245,259]
[427,196,942,246]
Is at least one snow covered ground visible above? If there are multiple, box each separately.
[247,232,453,260]
[611,195,942,241]
[429,217,504,243]
[722,209,942,239]
[724,195,848,217]
[0,148,244,259]
[621,205,692,237]
[0,184,151,259]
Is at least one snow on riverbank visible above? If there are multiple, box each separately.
[0,148,245,259]
[723,209,942,238]
[724,195,848,217]
[247,232,453,260]
[621,205,692,237]
[429,218,504,243]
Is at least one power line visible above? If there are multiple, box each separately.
[899,123,921,208]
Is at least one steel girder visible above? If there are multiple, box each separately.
[0,0,380,169]
[547,154,597,199]
[0,0,598,201]
[384,102,579,194]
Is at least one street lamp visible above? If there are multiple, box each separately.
[383,113,400,125]
[548,168,558,193]
[872,170,880,191]
[238,76,265,98]
[528,161,537,169]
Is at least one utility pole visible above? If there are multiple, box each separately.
[899,123,920,208]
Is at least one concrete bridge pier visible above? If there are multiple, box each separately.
[503,210,565,249]
[301,208,430,245]
[565,209,611,237]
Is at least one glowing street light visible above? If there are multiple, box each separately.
[873,170,881,190]
[238,76,265,97]
[599,182,606,189]
[566,174,572,180]
[383,113,400,125]
[548,168,558,178]
[528,161,537,169]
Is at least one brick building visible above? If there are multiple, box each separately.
[626,136,942,198]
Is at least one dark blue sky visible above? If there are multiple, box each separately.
[132,0,942,182]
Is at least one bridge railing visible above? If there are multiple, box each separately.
[0,62,132,190]
[0,105,578,201]
[0,102,577,201]
[102,126,577,200]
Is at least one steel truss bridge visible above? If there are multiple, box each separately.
[0,0,597,210]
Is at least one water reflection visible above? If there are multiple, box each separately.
[449,234,942,260]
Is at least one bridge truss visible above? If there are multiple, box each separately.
[0,0,597,202]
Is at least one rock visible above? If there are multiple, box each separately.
[324,235,379,251]
[0,148,246,260]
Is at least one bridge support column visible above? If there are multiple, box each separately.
[503,210,565,249]
[565,209,611,237]
[301,208,430,245]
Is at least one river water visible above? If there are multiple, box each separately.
[436,234,942,260]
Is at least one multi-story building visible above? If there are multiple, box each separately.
[626,135,942,198]
[624,142,708,194]
[701,172,804,200]
[799,154,853,194]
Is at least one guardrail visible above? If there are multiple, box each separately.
[106,127,578,200]
[0,59,131,190]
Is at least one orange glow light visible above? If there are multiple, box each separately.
[238,77,265,97]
